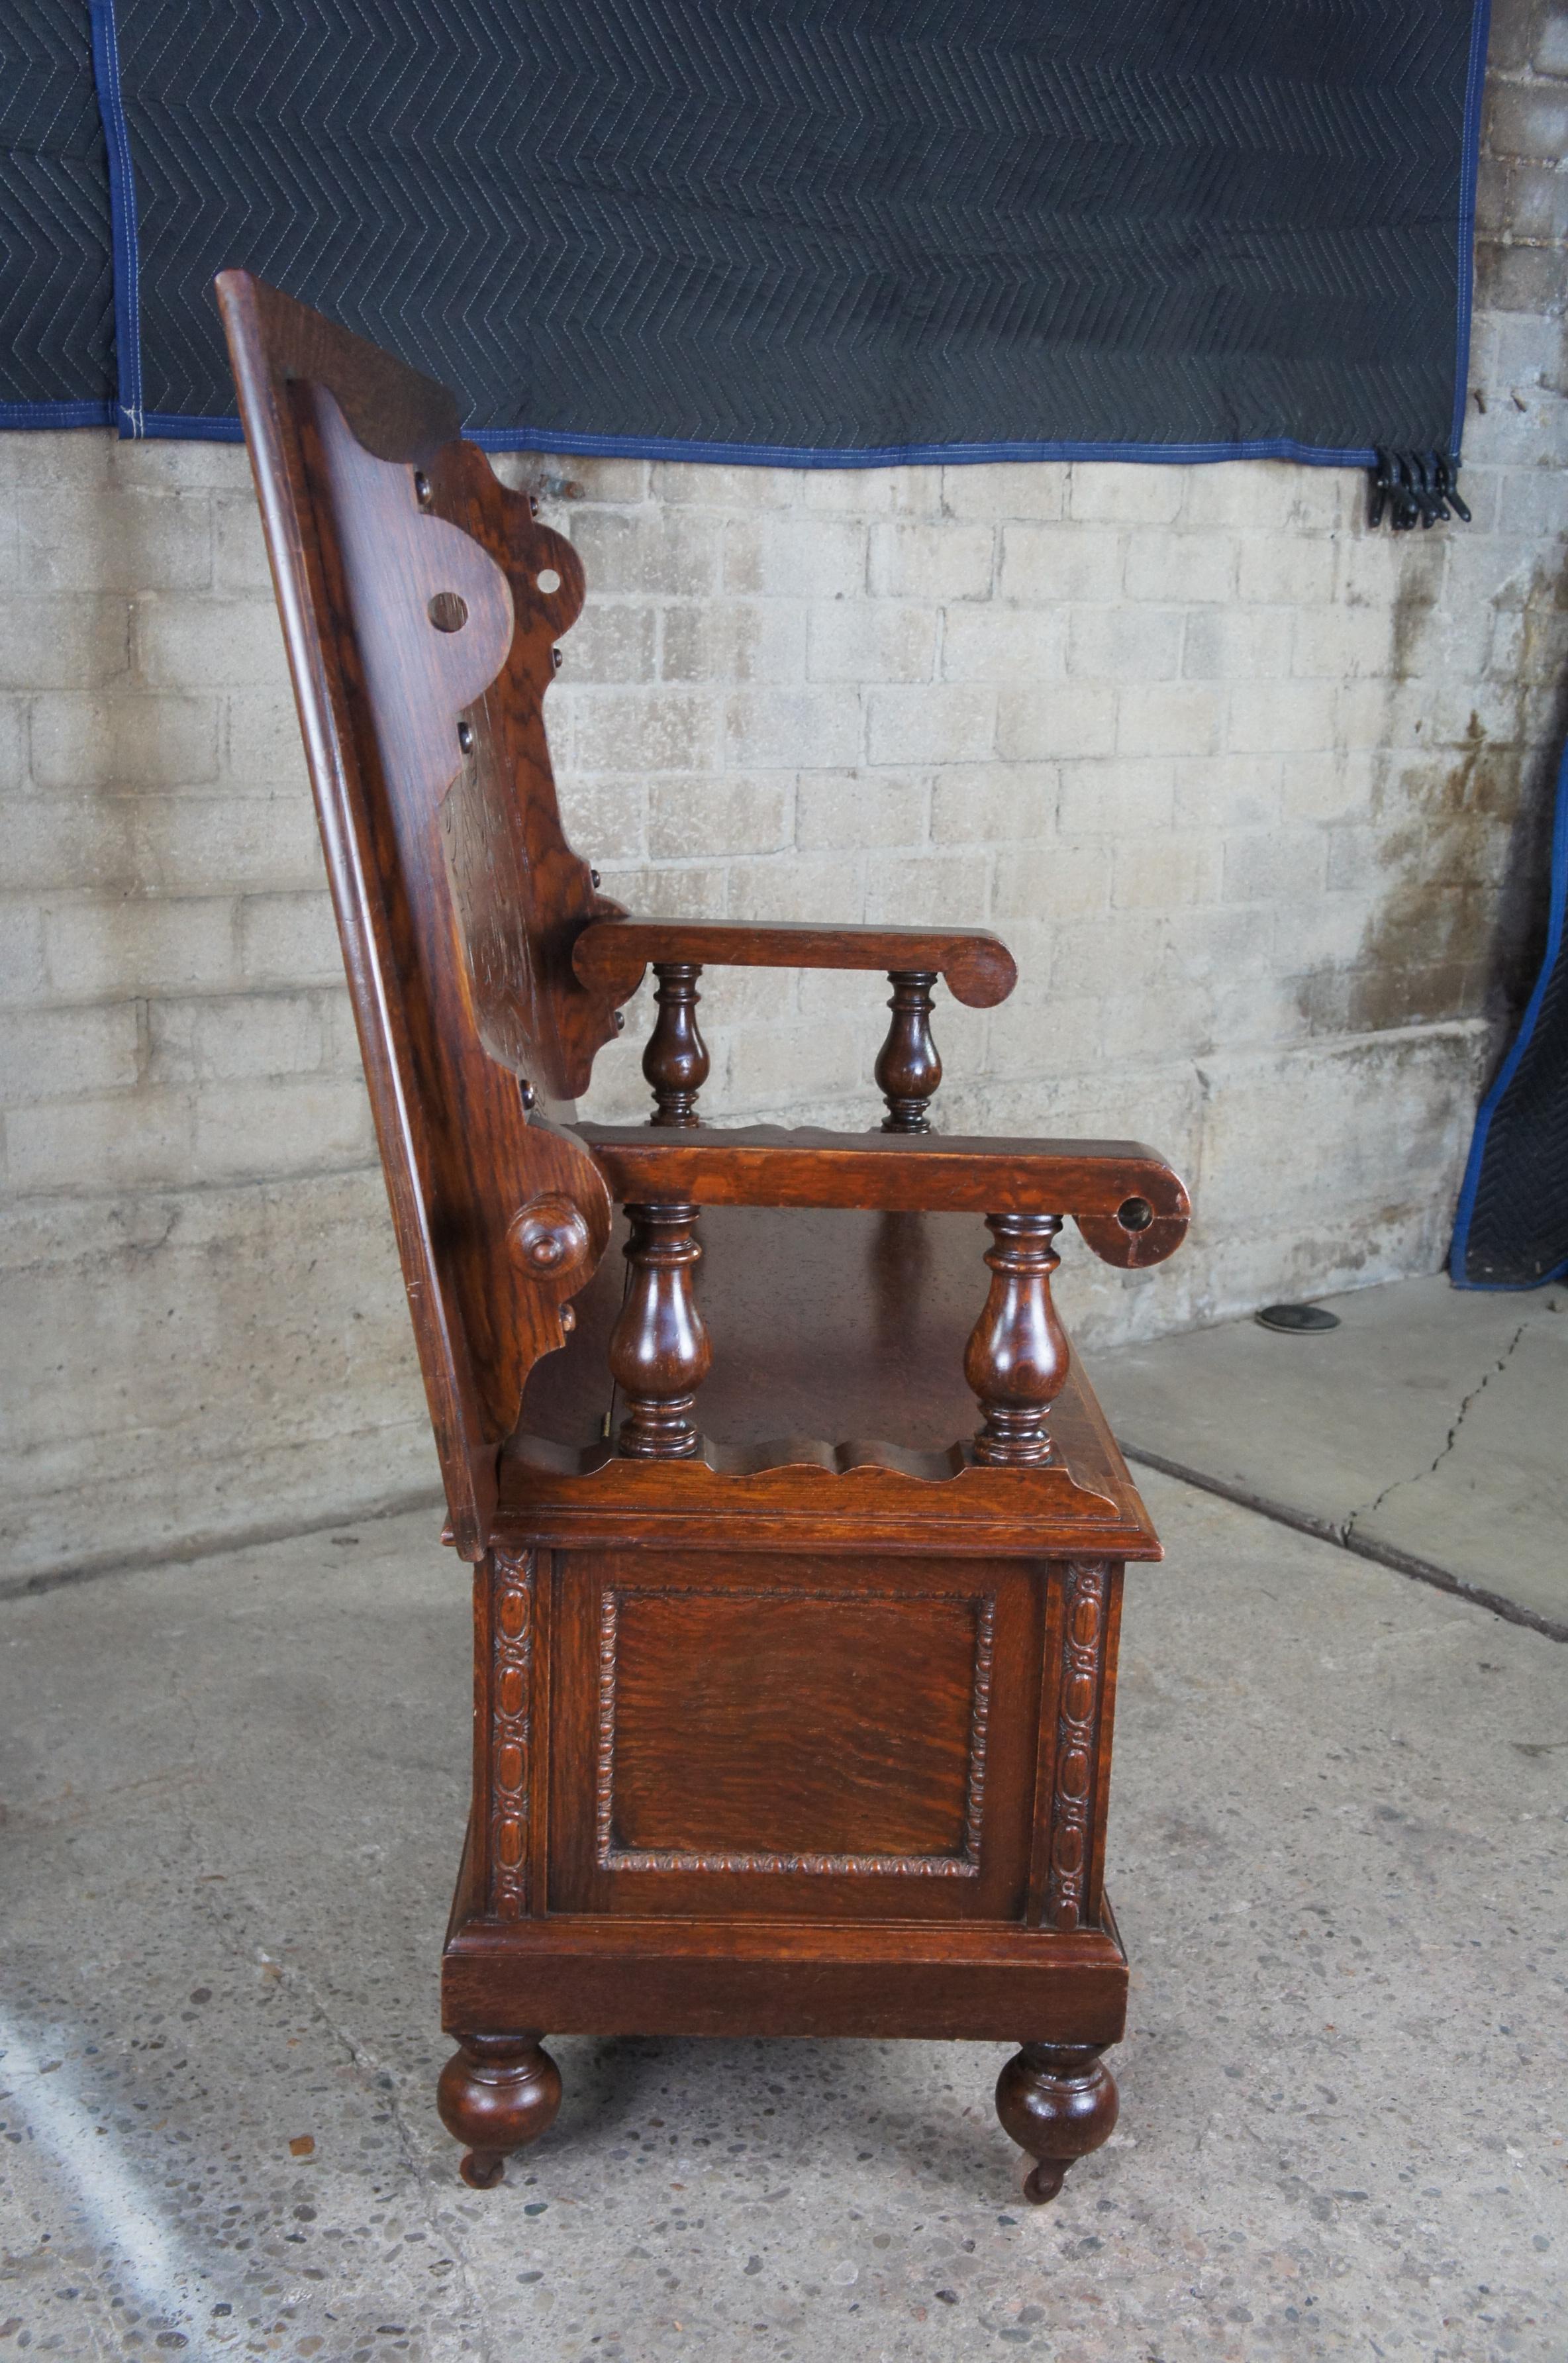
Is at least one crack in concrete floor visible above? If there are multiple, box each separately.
[1338,1316,1533,1548]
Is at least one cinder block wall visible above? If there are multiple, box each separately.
[3,4,1566,1581]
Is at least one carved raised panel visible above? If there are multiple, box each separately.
[488,1550,534,1919]
[595,1587,996,1878]
[1044,1560,1109,1932]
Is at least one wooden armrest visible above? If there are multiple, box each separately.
[571,918,1017,1008]
[575,1123,1189,1268]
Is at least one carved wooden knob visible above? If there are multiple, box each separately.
[506,1193,591,1279]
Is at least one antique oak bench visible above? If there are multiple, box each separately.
[218,272,1191,2202]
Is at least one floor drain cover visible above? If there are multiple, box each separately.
[1255,1302,1342,1333]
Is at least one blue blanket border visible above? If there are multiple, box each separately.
[0,0,1494,464]
[1449,709,1568,1290]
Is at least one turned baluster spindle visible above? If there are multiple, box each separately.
[875,970,942,1132]
[963,1213,1069,1466]
[608,1201,711,1458]
[643,962,710,1127]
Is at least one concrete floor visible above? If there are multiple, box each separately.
[1095,1276,1568,1636]
[2,1474,1565,2362]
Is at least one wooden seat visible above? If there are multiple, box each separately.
[219,270,1192,2205]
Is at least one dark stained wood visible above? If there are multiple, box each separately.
[643,962,710,1124]
[607,1202,711,1456]
[220,279,1194,2203]
[217,270,620,1558]
[995,2042,1120,2203]
[875,971,942,1131]
[436,2033,561,2189]
[577,1123,1190,1265]
[545,1547,1042,1921]
[442,1911,1129,2044]
[573,917,1018,1008]
[965,1213,1070,1464]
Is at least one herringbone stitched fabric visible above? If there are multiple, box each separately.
[1,0,114,415]
[102,0,1481,456]
[1453,732,1568,1289]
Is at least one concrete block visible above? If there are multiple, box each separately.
[0,901,46,1003]
[1291,603,1399,679]
[1274,890,1377,970]
[865,683,994,765]
[45,895,238,999]
[720,1017,865,1105]
[1,793,136,893]
[797,769,928,850]
[722,686,860,768]
[107,438,252,494]
[724,514,865,599]
[650,460,795,509]
[869,520,995,601]
[224,689,311,794]
[1182,460,1349,532]
[1229,678,1336,754]
[193,1076,376,1181]
[17,484,211,593]
[648,775,791,859]
[936,602,1063,685]
[1182,608,1293,679]
[568,509,719,597]
[1068,462,1183,524]
[147,991,327,1085]
[135,596,289,691]
[1236,534,1336,607]
[862,852,989,925]
[930,763,1056,844]
[1048,911,1165,995]
[1113,831,1224,909]
[808,601,936,684]
[0,598,130,692]
[574,688,715,774]
[1101,980,1214,1062]
[1069,605,1181,681]
[6,1088,194,1192]
[985,989,1103,1075]
[131,792,326,896]
[1280,749,1377,824]
[1116,682,1222,756]
[30,691,220,794]
[940,460,1068,521]
[1538,8,1568,72]
[548,771,647,864]
[799,466,912,516]
[997,683,1116,760]
[1223,827,1329,903]
[727,854,863,924]
[1172,752,1281,829]
[997,522,1120,604]
[238,892,343,987]
[0,697,22,793]
[1161,903,1275,980]
[663,599,807,684]
[0,1001,140,1103]
[1058,756,1174,834]
[1485,78,1568,160]
[558,599,658,683]
[992,838,1111,920]
[1124,529,1235,603]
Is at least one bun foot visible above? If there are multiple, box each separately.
[438,2032,561,2187]
[996,2042,1118,2203]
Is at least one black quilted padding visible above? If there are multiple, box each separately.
[101,0,1482,455]
[1,0,113,417]
[1452,743,1568,1289]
